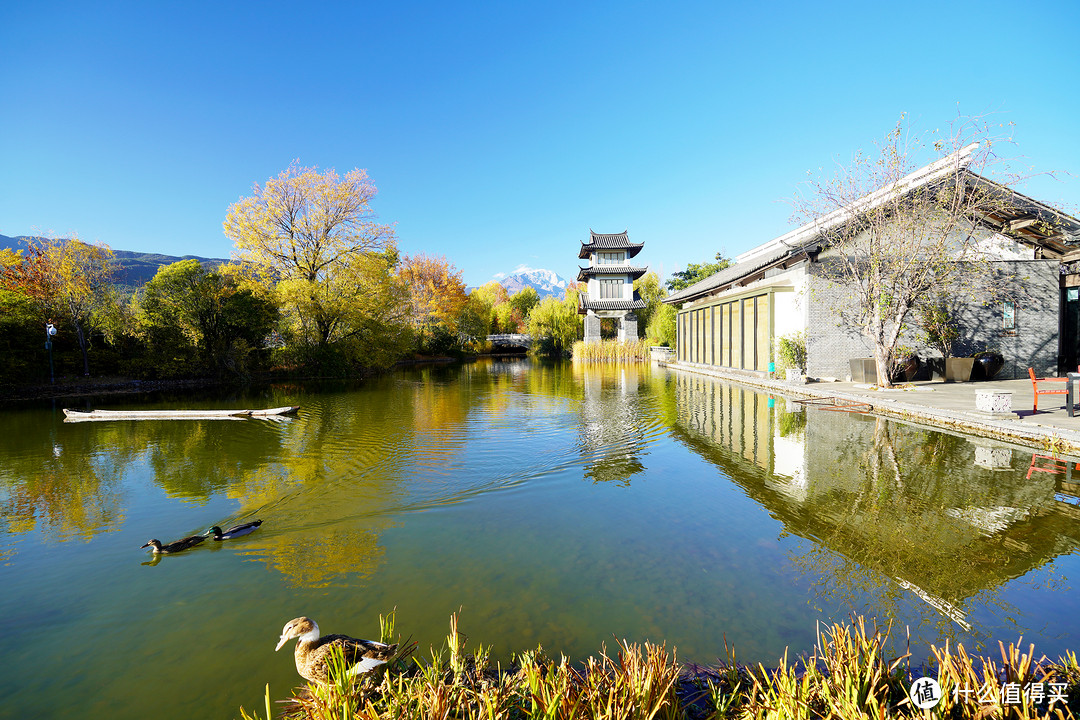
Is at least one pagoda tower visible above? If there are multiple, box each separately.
[576,230,647,343]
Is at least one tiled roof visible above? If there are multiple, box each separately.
[576,265,648,281]
[578,294,647,312]
[578,230,645,259]
[662,242,817,305]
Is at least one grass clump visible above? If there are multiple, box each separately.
[242,614,1080,720]
[572,339,650,362]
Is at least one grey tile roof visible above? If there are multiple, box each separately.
[579,230,645,259]
[578,295,647,312]
[663,242,816,305]
[577,265,648,281]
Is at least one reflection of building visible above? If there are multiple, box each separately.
[577,230,647,343]
[576,364,646,484]
[669,371,1080,625]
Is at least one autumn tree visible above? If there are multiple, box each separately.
[1,235,117,376]
[468,281,509,335]
[791,114,1044,388]
[224,163,409,369]
[398,253,469,354]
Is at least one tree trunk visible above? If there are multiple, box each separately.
[73,318,90,376]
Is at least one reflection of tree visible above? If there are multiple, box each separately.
[0,411,129,552]
[668,371,1079,641]
[239,527,387,588]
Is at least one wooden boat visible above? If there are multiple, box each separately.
[62,406,299,421]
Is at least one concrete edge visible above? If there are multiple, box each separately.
[659,361,1080,456]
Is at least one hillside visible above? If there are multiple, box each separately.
[0,234,228,288]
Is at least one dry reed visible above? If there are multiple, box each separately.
[240,615,1080,720]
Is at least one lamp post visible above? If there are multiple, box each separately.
[45,322,56,384]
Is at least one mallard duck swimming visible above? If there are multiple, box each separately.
[140,534,207,554]
[208,520,262,540]
[274,616,397,684]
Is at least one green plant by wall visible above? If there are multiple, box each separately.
[775,332,807,372]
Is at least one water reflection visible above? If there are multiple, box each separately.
[670,372,1080,646]
[575,364,648,485]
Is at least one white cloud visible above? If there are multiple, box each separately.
[512,264,537,274]
[492,272,506,279]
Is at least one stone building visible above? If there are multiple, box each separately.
[577,230,647,343]
[662,148,1080,381]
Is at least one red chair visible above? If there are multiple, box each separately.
[1029,368,1068,413]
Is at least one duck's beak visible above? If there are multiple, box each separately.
[140,542,151,549]
[275,635,289,651]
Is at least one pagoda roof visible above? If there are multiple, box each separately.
[577,265,648,281]
[577,293,647,314]
[578,230,645,259]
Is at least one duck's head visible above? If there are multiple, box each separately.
[140,539,163,552]
[207,526,223,539]
[275,616,319,651]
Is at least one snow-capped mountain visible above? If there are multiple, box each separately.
[497,267,572,298]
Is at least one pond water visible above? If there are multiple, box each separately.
[3,359,1080,719]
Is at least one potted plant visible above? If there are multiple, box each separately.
[917,300,973,382]
[775,332,807,383]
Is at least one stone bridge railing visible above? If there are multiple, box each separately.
[487,334,532,348]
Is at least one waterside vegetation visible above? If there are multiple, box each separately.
[243,614,1080,720]
[1,164,688,391]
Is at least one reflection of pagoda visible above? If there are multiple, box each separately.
[577,230,647,343]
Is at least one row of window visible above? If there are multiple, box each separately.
[599,278,624,299]
[676,294,772,372]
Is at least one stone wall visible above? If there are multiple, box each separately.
[805,258,1060,380]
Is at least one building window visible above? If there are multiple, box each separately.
[597,252,625,265]
[1003,300,1015,330]
[599,278,623,299]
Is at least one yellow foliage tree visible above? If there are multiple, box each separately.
[224,163,406,358]
[398,253,469,350]
[2,235,116,376]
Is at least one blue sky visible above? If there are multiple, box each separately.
[2,0,1078,288]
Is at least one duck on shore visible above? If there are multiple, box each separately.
[140,534,207,554]
[207,520,262,540]
[275,616,398,684]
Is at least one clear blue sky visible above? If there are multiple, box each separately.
[2,0,1078,288]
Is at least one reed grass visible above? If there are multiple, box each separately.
[241,615,1080,720]
[572,339,650,362]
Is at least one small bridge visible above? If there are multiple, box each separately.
[487,334,532,349]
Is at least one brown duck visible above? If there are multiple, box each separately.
[274,616,397,684]
[140,534,207,554]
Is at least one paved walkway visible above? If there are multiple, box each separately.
[662,362,1080,454]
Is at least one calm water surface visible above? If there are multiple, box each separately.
[3,359,1080,719]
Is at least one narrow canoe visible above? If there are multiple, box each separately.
[62,406,300,421]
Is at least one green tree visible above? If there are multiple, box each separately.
[665,252,731,292]
[139,260,278,377]
[633,271,667,335]
[508,286,540,320]
[527,294,580,357]
[645,303,676,347]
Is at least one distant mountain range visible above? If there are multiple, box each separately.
[493,267,573,298]
[0,234,228,288]
[1,234,578,300]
